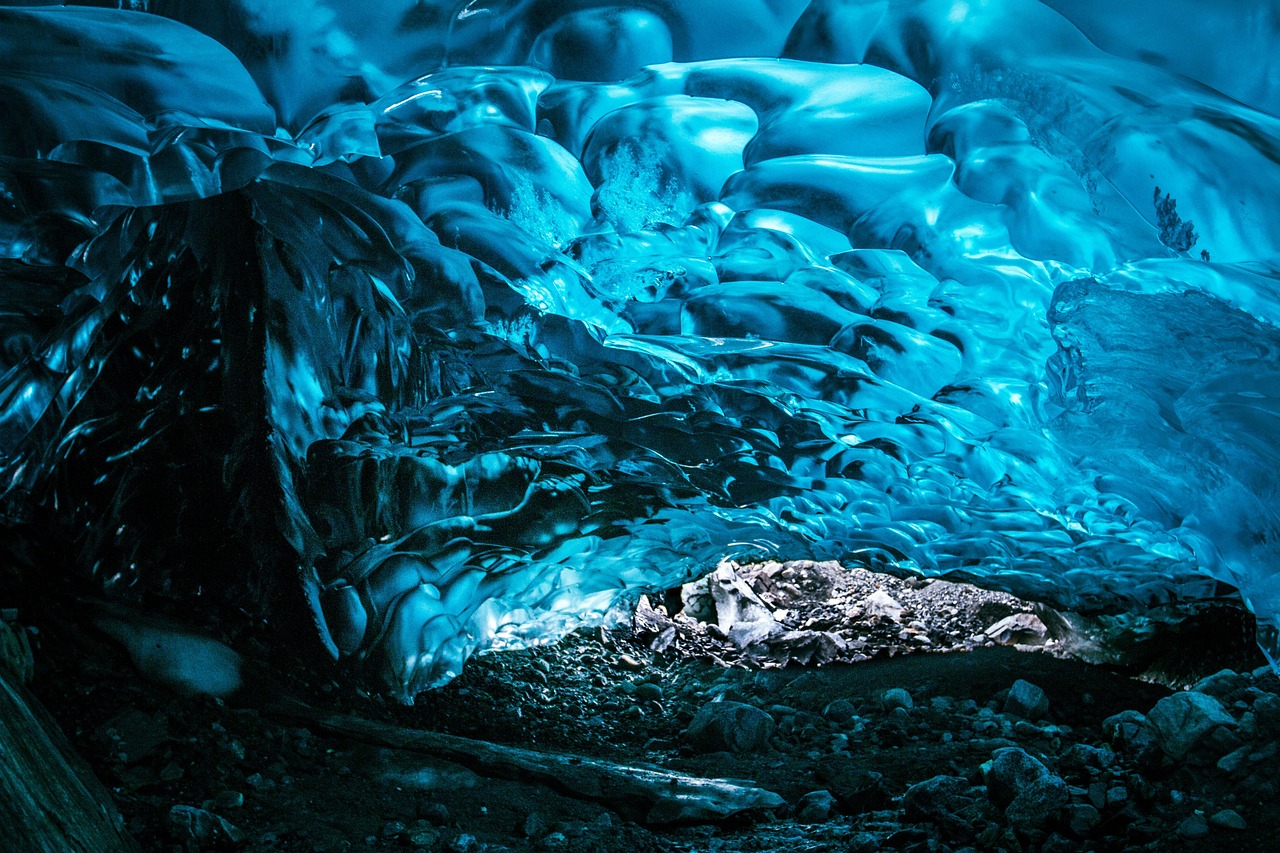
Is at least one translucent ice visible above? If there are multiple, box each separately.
[2,0,1279,698]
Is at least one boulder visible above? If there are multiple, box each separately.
[684,701,775,754]
[902,775,974,830]
[984,748,1068,829]
[1063,804,1101,836]
[1102,709,1155,754]
[1145,692,1235,760]
[1004,679,1049,720]
[1209,808,1247,830]
[795,789,837,823]
[881,688,913,712]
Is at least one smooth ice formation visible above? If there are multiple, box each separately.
[1,1,1279,699]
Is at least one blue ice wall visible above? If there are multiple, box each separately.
[1,1,1278,699]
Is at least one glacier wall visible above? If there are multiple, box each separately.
[1,0,1278,699]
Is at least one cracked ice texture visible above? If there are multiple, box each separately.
[1,0,1279,698]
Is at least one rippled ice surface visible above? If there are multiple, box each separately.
[2,1,1279,699]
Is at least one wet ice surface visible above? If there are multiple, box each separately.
[1,1,1279,699]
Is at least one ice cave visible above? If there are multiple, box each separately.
[2,1,1279,851]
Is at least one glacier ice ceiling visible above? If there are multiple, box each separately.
[2,0,1279,700]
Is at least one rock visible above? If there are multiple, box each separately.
[864,590,904,621]
[1101,710,1155,753]
[1063,804,1101,836]
[1145,692,1236,760]
[445,831,479,852]
[1058,743,1114,771]
[408,828,442,848]
[795,789,837,823]
[823,699,857,725]
[684,701,775,754]
[984,613,1049,645]
[1209,808,1247,830]
[1004,679,1049,720]
[881,688,913,712]
[522,812,547,838]
[210,790,243,810]
[983,747,1068,829]
[1192,669,1248,701]
[419,801,450,825]
[813,761,889,812]
[901,775,977,836]
[167,805,244,850]
[1217,743,1253,775]
[1252,694,1280,736]
[633,683,663,703]
[96,709,167,764]
[1177,814,1210,839]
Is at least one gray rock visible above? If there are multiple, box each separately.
[420,801,450,825]
[97,709,167,764]
[167,805,244,850]
[881,688,913,711]
[1145,692,1235,760]
[1252,694,1280,736]
[1217,743,1253,775]
[902,775,977,834]
[445,832,479,852]
[1063,804,1101,836]
[1177,813,1210,839]
[523,812,547,838]
[795,789,837,823]
[984,747,1068,829]
[1058,743,1114,771]
[823,699,857,725]
[1192,669,1248,701]
[633,682,663,703]
[1209,808,1247,830]
[1102,709,1155,753]
[1004,679,1049,720]
[685,701,775,754]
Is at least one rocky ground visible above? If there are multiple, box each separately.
[8,561,1280,852]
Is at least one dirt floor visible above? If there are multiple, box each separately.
[12,563,1280,853]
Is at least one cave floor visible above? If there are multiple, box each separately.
[20,587,1280,853]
